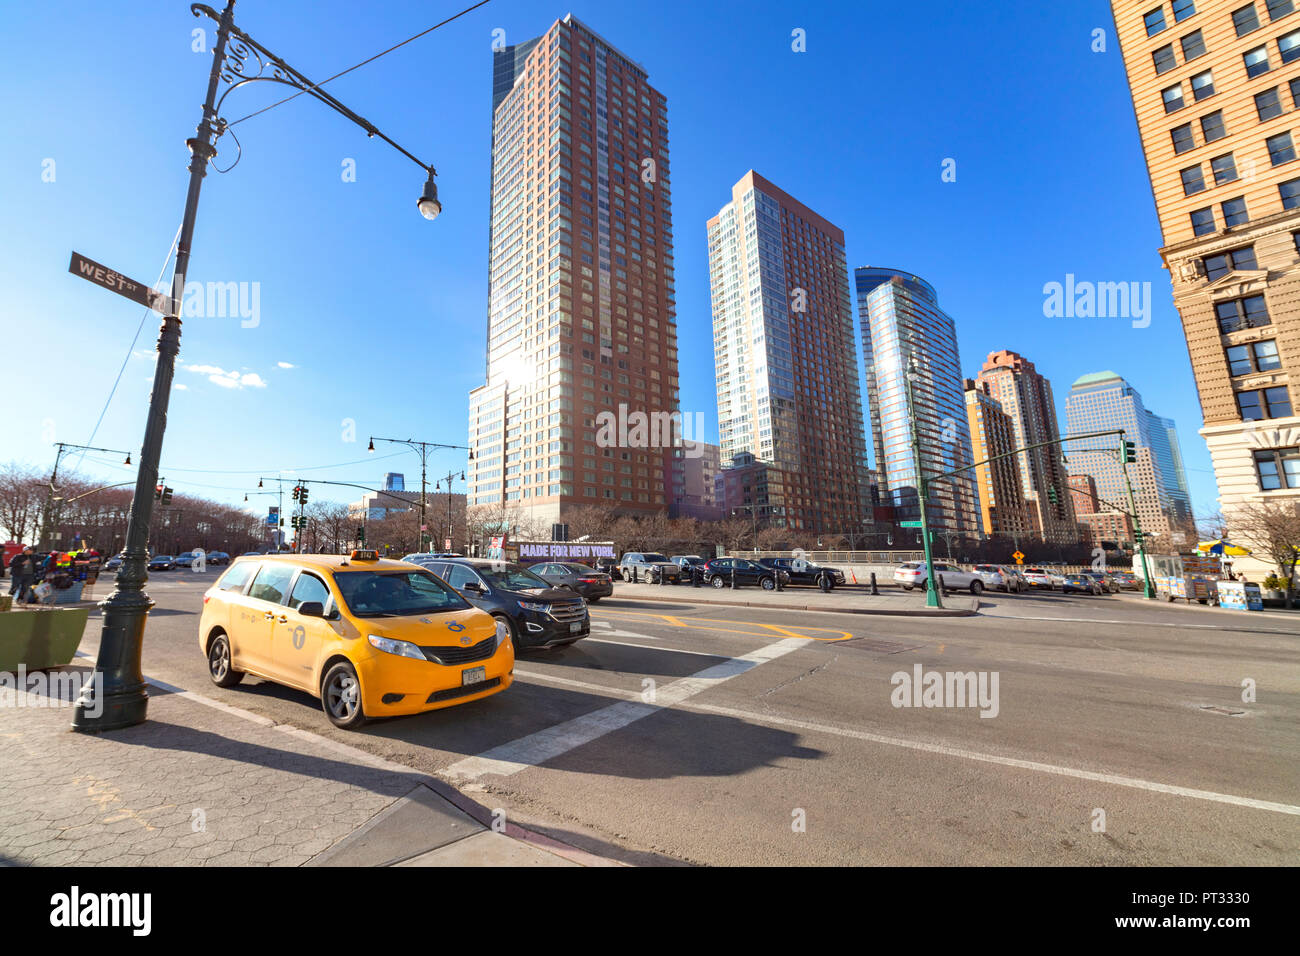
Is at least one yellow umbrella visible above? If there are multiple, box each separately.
[1196,540,1251,556]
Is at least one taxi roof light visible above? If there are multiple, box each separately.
[350,549,380,561]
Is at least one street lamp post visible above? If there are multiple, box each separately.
[368,437,472,554]
[73,0,444,732]
[905,354,942,609]
[435,469,465,552]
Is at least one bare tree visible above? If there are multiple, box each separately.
[1231,498,1300,604]
[0,463,46,545]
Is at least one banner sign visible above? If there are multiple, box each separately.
[517,541,616,560]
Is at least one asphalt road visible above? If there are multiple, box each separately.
[77,570,1300,866]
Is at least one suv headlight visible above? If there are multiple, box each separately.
[517,600,550,612]
[495,618,511,646]
[367,634,425,660]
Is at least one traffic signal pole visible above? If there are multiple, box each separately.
[1119,431,1156,599]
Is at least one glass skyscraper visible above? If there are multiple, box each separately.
[856,267,981,538]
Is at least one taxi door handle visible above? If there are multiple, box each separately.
[277,615,288,624]
[263,611,275,620]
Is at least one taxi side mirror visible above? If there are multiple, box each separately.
[298,601,325,618]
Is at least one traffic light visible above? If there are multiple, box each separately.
[1123,441,1137,464]
[156,486,173,505]
[355,525,365,542]
[154,485,163,501]
[291,485,301,502]
[298,485,308,505]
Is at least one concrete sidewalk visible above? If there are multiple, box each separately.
[599,581,979,616]
[0,660,614,867]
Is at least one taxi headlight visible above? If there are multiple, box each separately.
[367,634,426,660]
[495,618,510,646]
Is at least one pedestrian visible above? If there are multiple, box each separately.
[8,546,36,603]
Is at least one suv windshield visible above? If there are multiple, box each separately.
[640,553,670,563]
[477,563,550,591]
[333,569,469,618]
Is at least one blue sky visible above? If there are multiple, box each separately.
[0,0,1217,520]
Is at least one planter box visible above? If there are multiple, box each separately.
[0,608,91,671]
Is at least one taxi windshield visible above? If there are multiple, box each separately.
[333,570,469,618]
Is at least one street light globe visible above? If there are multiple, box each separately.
[418,173,442,221]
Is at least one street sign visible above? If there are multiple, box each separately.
[444,537,452,550]
[900,520,923,528]
[1013,550,1025,565]
[68,251,171,314]
[266,507,279,527]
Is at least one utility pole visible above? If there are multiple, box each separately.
[369,437,472,553]
[435,469,464,552]
[39,442,133,551]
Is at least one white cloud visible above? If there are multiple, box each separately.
[183,363,268,390]
[277,361,295,369]
[174,383,188,391]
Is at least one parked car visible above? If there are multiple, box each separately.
[420,557,589,650]
[530,562,614,602]
[103,554,124,572]
[1111,570,1141,590]
[1062,573,1103,595]
[670,555,707,584]
[701,557,789,590]
[893,561,985,595]
[757,557,844,589]
[998,566,1030,593]
[199,551,512,729]
[617,551,681,583]
[1081,571,1120,594]
[205,551,230,566]
[972,564,1011,591]
[1022,567,1056,590]
[148,555,176,571]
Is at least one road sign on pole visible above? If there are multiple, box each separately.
[1013,550,1025,564]
[900,520,923,528]
[69,251,172,313]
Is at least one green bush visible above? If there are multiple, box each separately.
[1262,573,1287,591]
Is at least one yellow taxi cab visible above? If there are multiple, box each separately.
[197,550,514,728]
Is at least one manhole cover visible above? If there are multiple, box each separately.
[1199,705,1246,716]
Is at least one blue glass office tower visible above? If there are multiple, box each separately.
[856,267,982,539]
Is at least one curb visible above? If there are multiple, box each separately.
[600,590,979,617]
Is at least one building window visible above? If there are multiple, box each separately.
[1222,196,1249,226]
[1190,70,1216,100]
[1281,28,1300,62]
[1153,43,1178,74]
[1238,386,1293,420]
[1181,29,1207,60]
[1256,87,1284,119]
[1267,130,1297,165]
[1281,176,1300,206]
[1268,0,1296,20]
[1227,339,1282,375]
[1254,447,1300,489]
[1204,245,1258,279]
[1211,153,1240,183]
[1170,123,1196,155]
[1181,165,1207,195]
[1215,293,1270,332]
[1145,6,1168,34]
[1244,45,1272,76]
[1190,206,1216,235]
[1234,3,1262,35]
[1174,0,1197,18]
[1201,110,1227,142]
[1163,84,1186,112]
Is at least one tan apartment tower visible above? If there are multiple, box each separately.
[467,14,678,530]
[1112,0,1300,575]
[975,350,1079,544]
[964,379,1033,541]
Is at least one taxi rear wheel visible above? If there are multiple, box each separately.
[322,662,366,729]
[207,633,243,688]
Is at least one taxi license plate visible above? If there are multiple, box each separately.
[570,622,583,632]
[462,666,486,687]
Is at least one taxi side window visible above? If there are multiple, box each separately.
[288,572,330,612]
[247,564,296,605]
[216,562,255,593]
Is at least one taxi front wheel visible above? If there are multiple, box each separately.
[207,633,244,688]
[322,661,367,729]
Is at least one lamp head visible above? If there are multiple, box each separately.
[417,171,442,221]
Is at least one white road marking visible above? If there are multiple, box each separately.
[442,637,808,784]
[510,664,1300,817]
[982,612,1224,629]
